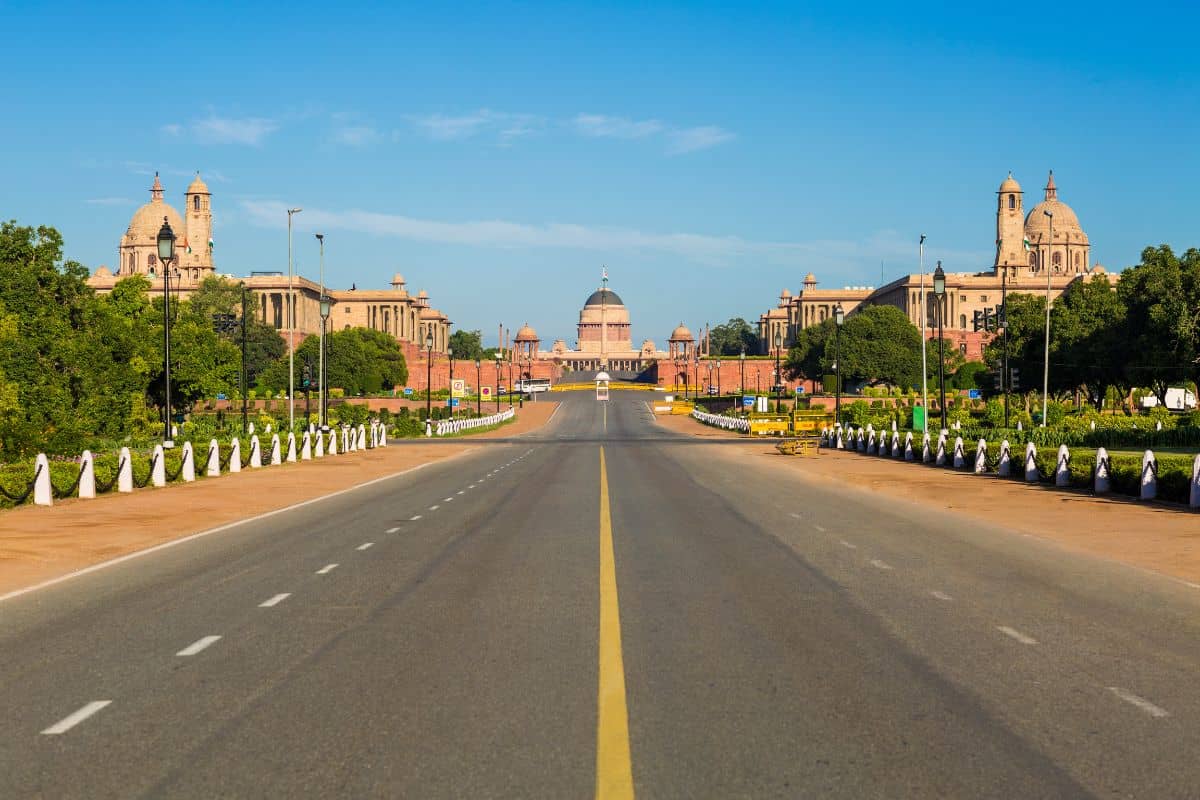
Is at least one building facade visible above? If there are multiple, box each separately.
[758,171,1113,362]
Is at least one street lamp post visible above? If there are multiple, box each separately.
[495,355,502,413]
[933,262,947,432]
[507,359,514,408]
[739,350,746,413]
[693,354,700,402]
[834,303,845,426]
[773,329,783,410]
[448,347,455,417]
[1041,209,1054,427]
[286,207,302,432]
[715,359,722,400]
[155,218,176,447]
[315,233,325,430]
[424,331,434,436]
[319,295,331,430]
[475,359,482,416]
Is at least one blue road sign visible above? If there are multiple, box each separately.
[447,398,460,407]
[968,389,981,399]
[403,387,414,396]
[743,396,755,407]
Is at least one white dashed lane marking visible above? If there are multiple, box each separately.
[930,590,953,601]
[869,559,893,570]
[41,701,111,735]
[444,497,453,502]
[408,516,421,521]
[316,563,339,575]
[813,524,827,533]
[357,542,374,551]
[997,626,1038,645]
[840,540,857,549]
[386,527,400,533]
[259,593,291,607]
[1109,687,1169,718]
[176,635,222,656]
[429,505,440,511]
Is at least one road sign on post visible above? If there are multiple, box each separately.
[742,396,755,408]
[481,386,493,398]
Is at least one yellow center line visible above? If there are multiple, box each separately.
[597,447,634,799]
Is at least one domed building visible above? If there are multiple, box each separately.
[117,172,213,282]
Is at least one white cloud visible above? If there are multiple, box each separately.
[572,113,664,140]
[86,197,135,206]
[334,125,383,147]
[189,114,278,146]
[410,109,541,142]
[238,200,987,271]
[667,125,735,154]
[161,123,182,136]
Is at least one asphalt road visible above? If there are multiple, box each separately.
[3,390,1200,797]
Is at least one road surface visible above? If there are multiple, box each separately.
[3,390,1200,798]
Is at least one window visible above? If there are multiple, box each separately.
[345,306,351,313]
[980,295,988,302]
[1052,252,1062,268]
[1008,194,1016,210]
[148,254,156,267]
[960,343,967,355]
[959,314,966,329]
[193,196,200,211]
[1029,252,1038,268]
[960,294,967,302]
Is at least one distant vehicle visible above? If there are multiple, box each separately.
[707,385,719,396]
[1141,387,1196,411]
[516,378,552,394]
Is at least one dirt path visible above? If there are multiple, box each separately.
[659,411,1200,586]
[0,402,558,598]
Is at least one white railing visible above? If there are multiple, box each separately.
[434,408,516,436]
[692,410,751,433]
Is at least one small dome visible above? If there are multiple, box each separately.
[515,322,538,341]
[94,265,112,278]
[186,172,210,194]
[803,272,817,284]
[584,287,623,306]
[670,323,693,341]
[1091,264,1107,274]
[391,272,405,286]
[780,288,792,299]
[999,172,1021,193]
[417,289,428,298]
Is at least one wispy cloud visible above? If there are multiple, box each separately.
[409,109,542,143]
[572,113,664,140]
[239,200,985,271]
[333,125,383,147]
[161,114,278,146]
[667,125,736,154]
[86,197,135,206]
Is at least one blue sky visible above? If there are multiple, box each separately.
[2,1,1196,346]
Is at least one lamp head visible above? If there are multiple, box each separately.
[315,233,324,244]
[425,331,434,350]
[319,295,331,320]
[834,303,845,326]
[156,216,176,262]
[933,262,946,297]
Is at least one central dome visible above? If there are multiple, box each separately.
[1024,200,1085,240]
[584,287,623,307]
[127,200,184,244]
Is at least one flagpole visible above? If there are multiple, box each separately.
[919,234,928,435]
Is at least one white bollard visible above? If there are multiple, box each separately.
[342,427,350,452]
[229,438,242,473]
[1055,444,1070,487]
[1017,420,1023,431]
[328,431,338,456]
[118,447,133,492]
[836,428,845,450]
[1024,442,1038,482]
[1141,450,1157,501]
[301,432,312,461]
[1190,454,1200,508]
[286,432,297,463]
[249,435,262,468]
[974,439,987,474]
[151,444,166,488]
[315,430,325,458]
[998,440,1011,477]
[33,453,52,506]
[380,424,389,447]
[922,432,932,463]
[270,434,282,465]
[79,450,96,499]
[357,424,366,450]
[1095,448,1111,494]
[904,432,914,461]
[892,431,902,459]
[952,436,965,469]
[206,439,221,477]
[935,433,947,466]
[248,422,255,435]
[181,441,195,482]
[266,423,272,434]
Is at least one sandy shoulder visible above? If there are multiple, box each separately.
[0,402,558,598]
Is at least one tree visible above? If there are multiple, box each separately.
[783,319,834,380]
[1049,273,1128,408]
[262,327,408,396]
[1117,245,1200,404]
[709,318,760,355]
[951,360,987,390]
[448,329,486,361]
[183,275,284,388]
[837,305,924,390]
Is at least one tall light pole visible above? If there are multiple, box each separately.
[918,234,928,434]
[286,207,303,432]
[495,354,502,413]
[834,303,845,426]
[739,349,746,413]
[315,233,325,430]
[1041,209,1054,427]
[1001,263,1010,428]
[448,347,455,416]
[155,218,177,447]
[475,359,482,416]
[425,330,434,436]
[933,262,947,432]
[773,329,783,409]
[715,359,722,398]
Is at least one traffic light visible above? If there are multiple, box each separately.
[972,309,984,332]
[301,361,312,389]
[993,370,1002,390]
[1010,367,1020,390]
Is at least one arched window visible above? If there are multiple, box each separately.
[959,314,967,329]
[1052,251,1062,269]
[193,196,200,211]
[127,253,135,272]
[1008,194,1016,210]
[1029,252,1038,269]
[1074,252,1081,268]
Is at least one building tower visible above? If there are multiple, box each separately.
[994,172,1025,274]
[181,172,214,279]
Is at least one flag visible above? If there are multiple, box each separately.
[182,237,192,254]
[1023,236,1031,251]
[208,237,214,252]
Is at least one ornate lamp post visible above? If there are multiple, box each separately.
[155,217,176,447]
[424,330,434,436]
[933,261,947,432]
[495,354,502,413]
[693,353,700,401]
[319,295,331,430]
[475,359,482,415]
[448,346,455,417]
[1041,208,1054,427]
[316,233,326,430]
[773,329,783,410]
[507,358,514,408]
[739,349,746,413]
[715,359,722,399]
[834,303,845,426]
[286,207,302,433]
